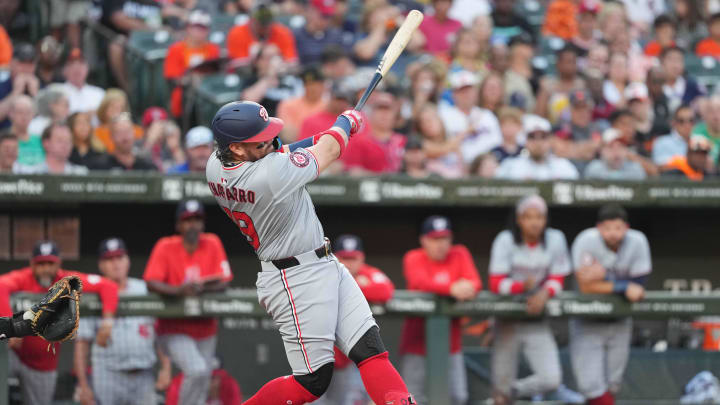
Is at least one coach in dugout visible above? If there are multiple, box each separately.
[143,199,233,405]
[570,204,652,405]
[400,215,481,405]
[0,240,119,405]
[75,237,172,405]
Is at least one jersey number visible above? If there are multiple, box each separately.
[222,208,260,250]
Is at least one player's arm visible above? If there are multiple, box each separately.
[73,338,95,404]
[281,111,363,173]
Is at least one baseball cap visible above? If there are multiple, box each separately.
[449,70,480,90]
[689,135,712,152]
[65,47,85,64]
[98,237,127,260]
[187,9,212,27]
[142,107,168,127]
[624,82,649,102]
[176,199,205,220]
[32,240,60,263]
[420,215,452,238]
[311,0,336,16]
[13,43,36,63]
[253,2,274,26]
[301,64,324,83]
[578,0,601,14]
[570,89,593,106]
[185,126,213,149]
[516,195,548,216]
[602,128,623,145]
[523,115,552,134]
[334,234,364,258]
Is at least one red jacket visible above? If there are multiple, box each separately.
[400,245,481,355]
[165,369,242,405]
[335,264,395,369]
[0,268,119,371]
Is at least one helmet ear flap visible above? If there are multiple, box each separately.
[272,136,282,151]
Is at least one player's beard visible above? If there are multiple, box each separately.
[37,276,53,288]
[183,228,201,246]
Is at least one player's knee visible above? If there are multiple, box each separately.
[182,361,211,378]
[349,326,387,365]
[294,362,334,397]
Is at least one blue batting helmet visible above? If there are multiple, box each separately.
[211,101,284,150]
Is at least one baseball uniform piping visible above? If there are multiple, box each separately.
[280,268,314,373]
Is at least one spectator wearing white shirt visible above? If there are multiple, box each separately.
[584,128,647,180]
[439,70,502,165]
[621,0,666,34]
[495,115,579,180]
[14,123,88,175]
[448,0,491,27]
[652,105,695,165]
[61,48,105,116]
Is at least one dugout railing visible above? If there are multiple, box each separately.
[1,290,719,405]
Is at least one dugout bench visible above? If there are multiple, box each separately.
[3,290,720,405]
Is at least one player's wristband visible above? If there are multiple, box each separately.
[612,280,630,295]
[333,115,352,136]
[288,137,315,152]
[313,129,347,157]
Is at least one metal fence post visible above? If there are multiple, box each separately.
[0,343,7,405]
[425,314,450,405]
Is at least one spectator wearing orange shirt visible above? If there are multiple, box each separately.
[645,15,677,57]
[226,3,298,66]
[0,25,12,67]
[164,9,220,118]
[543,0,578,40]
[663,135,715,181]
[400,215,481,405]
[696,13,720,58]
[276,65,328,142]
[93,88,143,153]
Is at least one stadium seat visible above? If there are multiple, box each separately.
[193,74,246,126]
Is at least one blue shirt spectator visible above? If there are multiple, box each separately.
[294,0,354,65]
[652,105,695,165]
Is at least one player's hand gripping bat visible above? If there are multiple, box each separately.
[354,9,424,111]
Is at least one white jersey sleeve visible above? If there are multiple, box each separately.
[547,229,572,276]
[627,230,652,277]
[489,230,514,275]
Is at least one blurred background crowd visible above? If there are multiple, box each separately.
[3,0,720,181]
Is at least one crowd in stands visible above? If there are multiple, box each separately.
[2,0,720,181]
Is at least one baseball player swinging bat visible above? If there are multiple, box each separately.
[205,11,425,405]
[354,9,424,111]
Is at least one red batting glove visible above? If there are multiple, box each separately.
[341,110,364,136]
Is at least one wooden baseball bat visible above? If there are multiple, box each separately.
[354,9,424,111]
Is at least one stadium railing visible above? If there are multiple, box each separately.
[0,290,718,405]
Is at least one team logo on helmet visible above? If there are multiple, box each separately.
[290,151,310,168]
[259,106,269,122]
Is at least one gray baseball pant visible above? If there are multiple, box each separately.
[160,334,217,405]
[569,317,632,399]
[92,367,156,405]
[491,319,562,398]
[8,350,57,405]
[401,352,468,405]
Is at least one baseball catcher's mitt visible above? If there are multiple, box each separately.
[28,276,82,343]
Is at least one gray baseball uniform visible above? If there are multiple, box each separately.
[8,350,56,405]
[206,150,376,375]
[489,228,570,398]
[77,278,157,405]
[569,228,652,399]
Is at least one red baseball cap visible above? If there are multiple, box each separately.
[312,0,336,16]
[334,234,364,258]
[32,240,60,263]
[142,107,168,127]
[421,216,452,238]
[579,0,601,14]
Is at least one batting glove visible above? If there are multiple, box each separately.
[340,110,364,136]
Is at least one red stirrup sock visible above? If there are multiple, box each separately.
[588,391,615,405]
[357,352,411,404]
[242,375,318,405]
